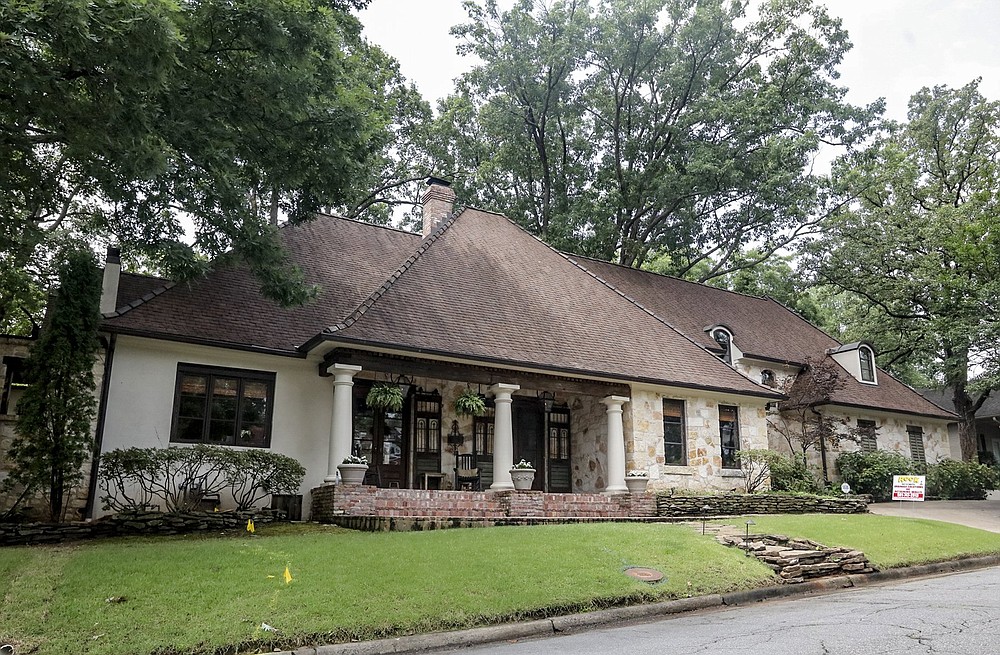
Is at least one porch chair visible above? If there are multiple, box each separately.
[454,453,481,491]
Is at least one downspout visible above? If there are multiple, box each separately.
[85,332,116,519]
[811,407,829,485]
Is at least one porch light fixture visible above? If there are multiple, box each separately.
[537,390,555,412]
[447,420,464,452]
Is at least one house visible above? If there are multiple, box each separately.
[2,179,956,520]
[917,389,1000,463]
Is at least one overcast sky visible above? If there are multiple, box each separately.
[359,0,1000,122]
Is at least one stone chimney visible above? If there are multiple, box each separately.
[100,246,121,314]
[421,177,456,238]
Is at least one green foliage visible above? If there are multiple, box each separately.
[365,383,403,412]
[808,80,1000,459]
[0,0,425,332]
[99,445,306,513]
[835,450,916,502]
[7,248,102,522]
[453,388,487,417]
[767,455,824,494]
[926,459,998,500]
[434,0,878,279]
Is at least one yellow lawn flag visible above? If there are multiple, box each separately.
[283,566,293,585]
[246,518,255,534]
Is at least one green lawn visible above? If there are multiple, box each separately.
[0,522,772,655]
[737,513,1000,568]
[3,516,999,655]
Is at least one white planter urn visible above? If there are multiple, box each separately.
[337,463,368,486]
[510,468,536,491]
[624,476,649,494]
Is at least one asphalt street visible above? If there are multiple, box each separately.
[434,567,1000,655]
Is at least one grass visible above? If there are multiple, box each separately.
[730,513,1000,568]
[0,522,773,655]
[4,515,1000,655]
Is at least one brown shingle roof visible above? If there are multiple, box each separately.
[103,216,421,354]
[317,208,778,396]
[572,258,953,420]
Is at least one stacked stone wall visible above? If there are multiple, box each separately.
[656,492,869,516]
[717,532,875,582]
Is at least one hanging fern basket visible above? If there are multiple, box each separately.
[366,383,404,412]
[454,389,487,417]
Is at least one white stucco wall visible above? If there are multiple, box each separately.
[99,336,334,515]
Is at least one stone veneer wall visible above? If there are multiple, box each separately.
[655,492,869,516]
[0,510,280,547]
[625,386,770,493]
[310,485,656,522]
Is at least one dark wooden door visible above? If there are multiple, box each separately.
[513,398,545,491]
[352,385,407,488]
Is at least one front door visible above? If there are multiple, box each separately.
[513,398,545,491]
[352,385,406,488]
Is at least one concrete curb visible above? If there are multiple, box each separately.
[274,555,1000,655]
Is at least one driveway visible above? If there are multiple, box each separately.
[867,490,1000,532]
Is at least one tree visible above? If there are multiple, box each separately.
[433,0,878,276]
[0,0,418,333]
[768,357,860,484]
[807,80,1000,461]
[7,248,103,522]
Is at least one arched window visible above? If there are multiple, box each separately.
[760,369,776,387]
[711,328,733,364]
[859,346,875,383]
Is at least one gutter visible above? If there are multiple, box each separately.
[85,332,116,519]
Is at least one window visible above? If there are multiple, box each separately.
[711,328,733,364]
[662,399,686,465]
[859,346,875,383]
[1,356,27,415]
[858,419,878,452]
[907,426,926,465]
[171,364,274,447]
[760,369,776,388]
[473,400,496,459]
[414,390,442,454]
[719,405,740,469]
[547,405,571,461]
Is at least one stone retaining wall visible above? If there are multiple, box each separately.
[0,510,280,547]
[310,485,657,524]
[657,492,869,517]
[717,532,875,582]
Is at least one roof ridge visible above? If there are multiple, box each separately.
[102,280,178,319]
[320,211,460,335]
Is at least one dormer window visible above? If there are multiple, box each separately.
[859,346,875,383]
[711,328,733,364]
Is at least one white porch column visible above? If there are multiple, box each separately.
[602,395,630,494]
[489,383,520,490]
[325,364,362,483]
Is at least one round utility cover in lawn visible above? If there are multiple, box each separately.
[624,567,664,583]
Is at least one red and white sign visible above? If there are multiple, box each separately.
[892,475,926,501]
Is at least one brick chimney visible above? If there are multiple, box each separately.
[100,246,121,314]
[421,177,455,238]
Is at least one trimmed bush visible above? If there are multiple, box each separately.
[768,454,823,494]
[835,450,915,502]
[927,459,998,500]
[99,445,305,513]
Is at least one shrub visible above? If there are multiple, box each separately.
[100,445,305,513]
[736,449,778,493]
[768,454,823,494]
[927,459,998,500]
[835,450,915,501]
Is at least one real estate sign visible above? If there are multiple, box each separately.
[892,475,926,501]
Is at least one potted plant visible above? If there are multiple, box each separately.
[338,455,369,485]
[625,469,650,494]
[454,388,487,417]
[366,382,404,412]
[510,459,536,491]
